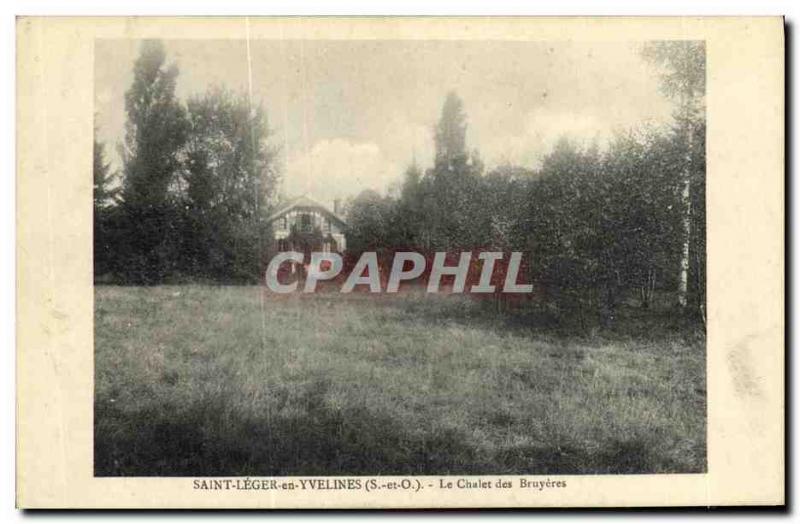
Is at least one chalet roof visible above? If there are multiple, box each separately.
[266,194,347,226]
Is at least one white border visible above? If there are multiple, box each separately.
[4,1,794,522]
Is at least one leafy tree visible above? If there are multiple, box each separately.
[520,138,607,322]
[642,42,705,106]
[120,40,188,208]
[483,164,535,251]
[642,41,706,312]
[434,91,468,171]
[600,128,686,309]
[513,119,705,329]
[328,83,704,330]
[182,86,279,281]
[117,40,189,283]
[422,92,487,250]
[345,189,398,254]
[393,160,426,247]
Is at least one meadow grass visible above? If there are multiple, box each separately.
[94,285,706,476]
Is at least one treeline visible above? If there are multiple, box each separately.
[94,41,279,284]
[345,42,706,323]
[95,40,706,323]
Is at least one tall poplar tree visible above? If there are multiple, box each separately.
[425,91,487,250]
[119,40,188,282]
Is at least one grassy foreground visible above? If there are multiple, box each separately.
[95,286,706,476]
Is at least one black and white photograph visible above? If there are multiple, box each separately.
[92,37,707,477]
[13,14,785,510]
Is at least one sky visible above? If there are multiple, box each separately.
[95,39,675,208]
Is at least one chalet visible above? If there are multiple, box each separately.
[266,195,347,255]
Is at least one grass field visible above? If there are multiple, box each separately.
[94,285,706,476]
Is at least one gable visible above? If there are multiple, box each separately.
[267,195,346,228]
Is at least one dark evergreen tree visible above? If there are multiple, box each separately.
[93,136,117,210]
[93,135,119,278]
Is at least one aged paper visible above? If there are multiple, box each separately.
[17,16,784,508]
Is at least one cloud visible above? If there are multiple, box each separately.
[282,138,403,207]
[281,109,628,207]
[96,39,677,194]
